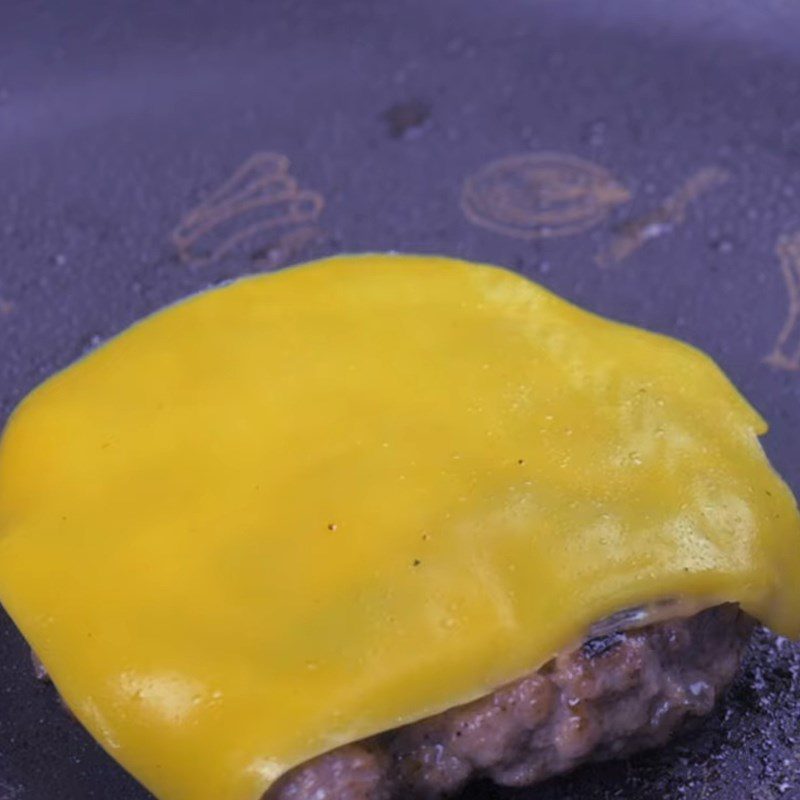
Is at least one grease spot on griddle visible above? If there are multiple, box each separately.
[381,99,431,139]
[0,777,23,799]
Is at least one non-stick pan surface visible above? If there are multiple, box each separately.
[1,1,799,798]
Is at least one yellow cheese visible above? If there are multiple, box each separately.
[0,254,798,800]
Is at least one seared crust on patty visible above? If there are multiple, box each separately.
[266,604,753,800]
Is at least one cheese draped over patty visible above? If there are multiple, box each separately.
[0,255,798,800]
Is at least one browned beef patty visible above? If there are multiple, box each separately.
[265,604,753,800]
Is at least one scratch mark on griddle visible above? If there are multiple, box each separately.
[171,152,325,268]
[596,167,730,267]
[765,231,800,372]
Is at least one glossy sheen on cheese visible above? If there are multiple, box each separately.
[0,255,799,800]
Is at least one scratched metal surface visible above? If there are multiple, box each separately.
[1,1,800,798]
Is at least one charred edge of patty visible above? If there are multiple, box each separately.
[266,604,754,800]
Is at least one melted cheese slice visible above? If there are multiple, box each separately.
[0,255,798,800]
